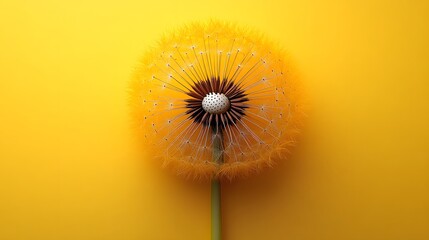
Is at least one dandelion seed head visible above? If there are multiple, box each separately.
[202,93,230,114]
[130,20,304,181]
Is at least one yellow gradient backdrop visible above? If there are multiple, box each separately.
[1,0,428,239]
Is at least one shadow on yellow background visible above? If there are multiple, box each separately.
[0,0,428,239]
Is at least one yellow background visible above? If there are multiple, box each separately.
[1,0,428,239]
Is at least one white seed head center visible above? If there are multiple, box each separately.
[202,92,230,114]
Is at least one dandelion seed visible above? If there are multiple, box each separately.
[130,21,304,181]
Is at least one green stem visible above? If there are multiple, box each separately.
[211,179,221,240]
[211,126,223,240]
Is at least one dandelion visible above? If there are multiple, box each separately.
[130,21,304,240]
[131,21,303,181]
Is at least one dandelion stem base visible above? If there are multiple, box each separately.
[211,179,221,240]
[211,126,223,240]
